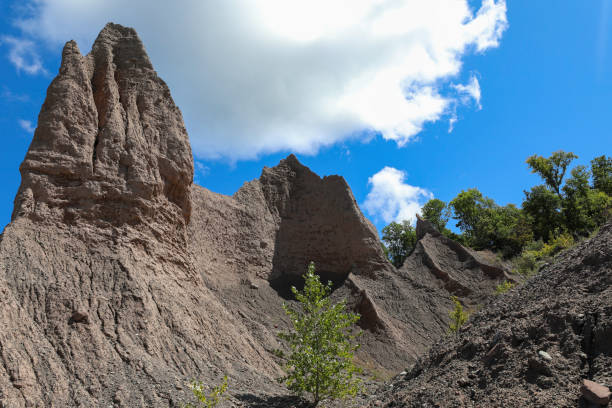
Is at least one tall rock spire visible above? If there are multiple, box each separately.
[13,23,193,237]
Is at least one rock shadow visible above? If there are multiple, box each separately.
[234,393,312,408]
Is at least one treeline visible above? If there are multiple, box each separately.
[382,152,612,268]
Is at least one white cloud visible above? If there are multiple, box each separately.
[18,119,36,133]
[363,167,432,225]
[1,36,47,75]
[448,114,458,133]
[12,0,507,160]
[453,75,482,109]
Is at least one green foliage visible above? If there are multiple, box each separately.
[276,262,363,406]
[591,155,612,196]
[448,296,468,334]
[448,189,490,240]
[522,185,563,241]
[495,280,515,295]
[537,232,574,258]
[421,198,450,233]
[526,150,578,197]
[183,376,228,408]
[381,220,417,267]
[512,247,540,276]
[382,150,610,269]
[521,151,611,243]
[512,232,574,276]
[563,166,612,236]
[448,189,531,257]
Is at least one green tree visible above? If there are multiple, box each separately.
[381,220,417,267]
[449,189,531,256]
[276,262,363,407]
[563,166,594,235]
[522,185,563,241]
[448,189,490,241]
[421,198,450,233]
[487,204,533,257]
[448,296,468,334]
[563,167,611,235]
[526,150,578,198]
[523,158,611,240]
[591,155,612,196]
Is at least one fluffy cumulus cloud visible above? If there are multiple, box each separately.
[363,167,432,224]
[9,0,507,159]
[1,36,46,75]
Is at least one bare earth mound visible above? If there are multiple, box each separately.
[368,221,612,408]
[0,23,513,407]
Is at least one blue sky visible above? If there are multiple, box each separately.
[1,1,611,234]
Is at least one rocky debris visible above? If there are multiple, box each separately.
[581,379,611,405]
[538,350,553,361]
[366,220,612,408]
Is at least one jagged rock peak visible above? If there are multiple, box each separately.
[416,214,441,240]
[405,214,513,304]
[13,22,193,236]
[251,154,389,282]
[91,23,153,70]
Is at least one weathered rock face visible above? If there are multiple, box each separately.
[1,23,273,408]
[187,158,453,376]
[403,216,514,306]
[0,23,518,408]
[368,221,612,408]
[13,22,193,241]
[260,155,388,284]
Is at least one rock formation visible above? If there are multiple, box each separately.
[13,23,193,241]
[1,23,271,407]
[403,216,515,306]
[0,23,513,407]
[367,221,612,407]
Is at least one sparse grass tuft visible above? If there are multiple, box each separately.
[183,376,229,408]
[495,280,515,295]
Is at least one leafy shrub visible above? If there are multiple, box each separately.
[495,280,515,295]
[183,376,228,408]
[513,249,539,276]
[448,296,468,334]
[513,232,574,276]
[530,231,574,259]
[275,262,363,406]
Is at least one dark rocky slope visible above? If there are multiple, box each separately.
[402,215,515,308]
[368,221,612,408]
[0,23,513,407]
